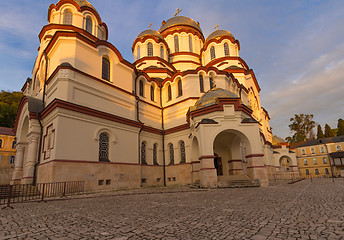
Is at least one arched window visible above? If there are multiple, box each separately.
[210,46,216,60]
[85,16,93,34]
[153,143,158,165]
[174,35,179,52]
[102,57,110,81]
[139,80,144,97]
[150,85,155,101]
[99,133,109,162]
[209,75,215,89]
[167,84,172,101]
[301,149,306,155]
[189,35,193,52]
[141,142,147,165]
[311,148,315,154]
[323,157,327,164]
[137,45,140,60]
[147,42,153,56]
[169,143,174,165]
[0,139,2,148]
[160,46,164,59]
[325,168,329,175]
[177,80,182,97]
[315,169,319,175]
[224,43,229,56]
[336,145,342,151]
[199,75,204,92]
[12,140,16,149]
[320,146,325,153]
[306,169,309,175]
[63,9,73,25]
[180,141,186,164]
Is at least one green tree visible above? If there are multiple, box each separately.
[285,114,315,143]
[316,125,324,139]
[0,90,24,128]
[324,124,335,138]
[337,118,344,136]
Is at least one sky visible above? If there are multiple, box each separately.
[0,0,343,139]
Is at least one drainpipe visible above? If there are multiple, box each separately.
[134,76,144,187]
[160,83,166,186]
[33,51,49,185]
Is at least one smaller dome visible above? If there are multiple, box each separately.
[159,16,202,33]
[272,136,286,146]
[205,30,235,43]
[137,29,164,40]
[194,88,239,109]
[72,0,96,10]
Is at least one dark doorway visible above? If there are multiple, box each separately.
[214,154,223,176]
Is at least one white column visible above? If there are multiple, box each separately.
[10,143,26,184]
[22,133,40,184]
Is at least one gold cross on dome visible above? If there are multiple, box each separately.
[174,8,182,16]
[214,24,220,30]
[148,23,152,29]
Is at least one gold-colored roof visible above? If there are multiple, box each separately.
[159,16,202,33]
[194,88,239,110]
[137,29,164,40]
[72,0,95,10]
[205,30,235,43]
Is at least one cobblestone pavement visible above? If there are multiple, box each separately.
[1,179,344,240]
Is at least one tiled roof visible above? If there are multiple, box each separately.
[0,127,15,136]
[297,135,344,148]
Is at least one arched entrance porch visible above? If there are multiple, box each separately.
[213,129,251,182]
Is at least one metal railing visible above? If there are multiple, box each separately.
[268,173,301,182]
[0,181,84,209]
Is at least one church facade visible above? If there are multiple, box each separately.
[12,0,278,190]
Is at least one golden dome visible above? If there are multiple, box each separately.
[194,88,239,110]
[159,16,202,33]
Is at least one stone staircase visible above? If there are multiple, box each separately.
[217,175,260,188]
[189,175,260,188]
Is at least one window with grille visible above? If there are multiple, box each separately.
[85,16,92,34]
[210,46,216,60]
[177,80,182,97]
[199,75,204,92]
[147,42,153,56]
[99,133,109,162]
[102,57,110,81]
[167,85,172,101]
[63,9,73,25]
[180,141,186,163]
[150,85,155,101]
[139,80,144,97]
[12,140,16,149]
[174,35,179,52]
[315,169,319,175]
[141,142,147,165]
[169,143,174,165]
[160,46,164,59]
[306,169,309,175]
[153,143,158,165]
[325,168,329,174]
[189,35,193,52]
[224,42,229,56]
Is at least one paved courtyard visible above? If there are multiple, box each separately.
[1,179,344,240]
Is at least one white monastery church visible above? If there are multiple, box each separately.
[12,0,297,190]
